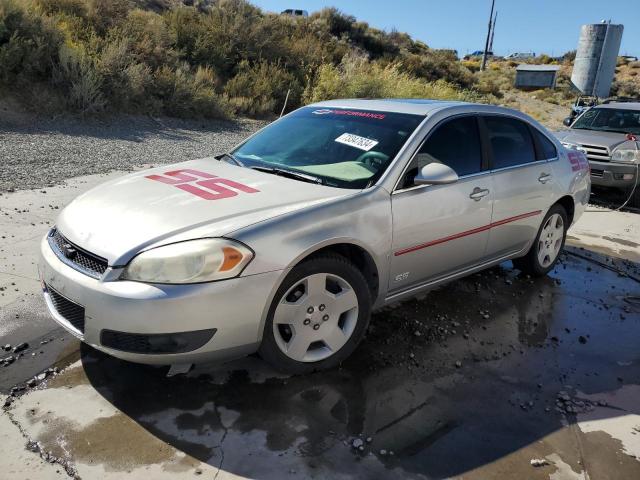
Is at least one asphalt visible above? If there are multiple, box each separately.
[1,172,639,479]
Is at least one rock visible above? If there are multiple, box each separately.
[366,437,372,443]
[578,335,587,344]
[530,458,549,467]
[379,449,387,456]
[2,344,10,351]
[455,361,462,368]
[27,378,37,388]
[352,438,364,449]
[3,397,13,408]
[12,342,28,353]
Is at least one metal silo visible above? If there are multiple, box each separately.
[571,22,624,98]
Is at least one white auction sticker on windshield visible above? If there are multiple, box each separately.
[335,133,379,151]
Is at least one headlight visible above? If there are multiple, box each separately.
[561,142,587,154]
[611,149,640,163]
[122,239,253,284]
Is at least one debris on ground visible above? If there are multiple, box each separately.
[530,458,549,467]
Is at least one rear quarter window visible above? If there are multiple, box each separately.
[532,129,558,160]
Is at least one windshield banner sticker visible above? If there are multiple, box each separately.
[312,109,386,120]
[334,133,379,151]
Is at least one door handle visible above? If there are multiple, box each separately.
[538,173,552,184]
[469,187,490,201]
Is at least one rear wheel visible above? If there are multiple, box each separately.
[259,254,371,374]
[513,204,568,277]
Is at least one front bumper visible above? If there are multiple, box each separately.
[589,160,639,189]
[39,235,283,365]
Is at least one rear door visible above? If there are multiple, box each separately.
[389,115,493,293]
[482,115,557,258]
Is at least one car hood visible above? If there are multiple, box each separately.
[56,158,352,265]
[554,129,634,150]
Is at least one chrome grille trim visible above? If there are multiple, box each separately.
[577,143,610,162]
[48,229,108,279]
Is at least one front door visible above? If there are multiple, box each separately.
[389,116,493,293]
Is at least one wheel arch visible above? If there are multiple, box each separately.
[553,195,576,226]
[293,241,381,301]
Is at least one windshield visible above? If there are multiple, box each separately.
[572,107,640,135]
[231,107,424,189]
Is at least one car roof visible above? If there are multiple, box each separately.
[309,98,469,116]
[594,102,640,110]
[308,98,529,118]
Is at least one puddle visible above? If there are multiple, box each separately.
[19,248,640,478]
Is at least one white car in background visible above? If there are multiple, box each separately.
[40,99,590,373]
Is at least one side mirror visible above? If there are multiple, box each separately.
[414,162,459,186]
[563,117,573,127]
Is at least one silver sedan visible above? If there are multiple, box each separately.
[39,99,590,373]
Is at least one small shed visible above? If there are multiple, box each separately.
[514,64,562,89]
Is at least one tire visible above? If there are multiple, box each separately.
[258,254,372,374]
[513,204,568,277]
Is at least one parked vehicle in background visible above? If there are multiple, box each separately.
[506,52,536,60]
[556,102,640,207]
[281,8,308,17]
[40,100,590,374]
[567,95,599,124]
[464,50,494,59]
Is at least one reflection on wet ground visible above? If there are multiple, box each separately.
[67,247,640,479]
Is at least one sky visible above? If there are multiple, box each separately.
[251,0,639,57]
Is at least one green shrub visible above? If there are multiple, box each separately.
[305,55,477,104]
[0,0,63,81]
[54,43,104,112]
[224,60,301,116]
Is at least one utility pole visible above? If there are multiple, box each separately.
[480,0,495,71]
[488,11,497,54]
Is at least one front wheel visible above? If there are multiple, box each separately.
[259,254,371,374]
[513,204,568,277]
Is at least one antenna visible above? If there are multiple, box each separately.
[480,0,496,71]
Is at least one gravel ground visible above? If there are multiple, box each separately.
[0,114,266,192]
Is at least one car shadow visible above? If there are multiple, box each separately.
[80,249,640,478]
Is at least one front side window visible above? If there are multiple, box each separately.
[232,107,423,189]
[572,107,640,135]
[484,116,536,169]
[400,116,483,188]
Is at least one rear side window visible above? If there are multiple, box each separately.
[484,116,536,169]
[532,129,558,160]
[418,116,483,176]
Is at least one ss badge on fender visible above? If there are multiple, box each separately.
[146,168,259,200]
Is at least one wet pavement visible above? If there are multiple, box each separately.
[2,244,639,479]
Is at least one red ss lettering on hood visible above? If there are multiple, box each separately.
[146,169,259,200]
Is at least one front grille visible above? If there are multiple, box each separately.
[49,229,108,278]
[100,329,216,354]
[47,286,85,333]
[590,169,604,177]
[578,143,610,162]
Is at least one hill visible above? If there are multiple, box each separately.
[1,0,637,123]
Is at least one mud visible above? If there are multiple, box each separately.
[13,247,637,479]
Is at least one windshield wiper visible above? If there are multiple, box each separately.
[216,152,245,167]
[250,166,324,185]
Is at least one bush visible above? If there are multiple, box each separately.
[0,0,481,119]
[0,0,63,82]
[305,55,477,104]
[54,44,104,112]
[154,64,232,118]
[224,60,301,116]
